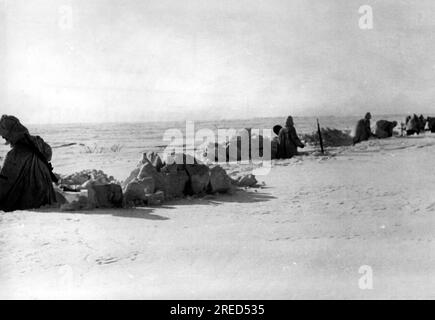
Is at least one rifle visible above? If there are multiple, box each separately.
[317,119,324,154]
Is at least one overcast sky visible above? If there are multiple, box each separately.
[1,0,435,123]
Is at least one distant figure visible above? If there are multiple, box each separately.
[0,115,56,212]
[375,120,397,139]
[278,116,304,159]
[271,125,282,159]
[406,114,422,135]
[353,112,373,144]
[418,114,426,132]
[427,116,435,133]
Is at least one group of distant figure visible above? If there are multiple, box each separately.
[403,114,435,136]
[273,112,435,159]
[353,112,435,145]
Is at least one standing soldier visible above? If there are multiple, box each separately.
[353,112,373,144]
[278,116,305,158]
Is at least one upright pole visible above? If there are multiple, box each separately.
[317,118,324,154]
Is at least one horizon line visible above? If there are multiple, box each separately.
[24,112,433,126]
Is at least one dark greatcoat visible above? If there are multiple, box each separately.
[353,119,372,144]
[277,125,304,159]
[0,116,56,212]
[375,120,397,138]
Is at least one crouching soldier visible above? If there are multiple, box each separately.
[0,115,57,212]
[375,120,397,138]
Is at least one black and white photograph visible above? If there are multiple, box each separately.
[0,0,434,301]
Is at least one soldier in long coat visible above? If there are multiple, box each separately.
[0,115,56,212]
[353,112,373,144]
[278,116,305,159]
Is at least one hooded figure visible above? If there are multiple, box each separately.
[0,115,56,212]
[406,114,421,135]
[427,117,435,133]
[375,120,397,139]
[353,112,373,144]
[277,116,304,159]
[417,114,427,133]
